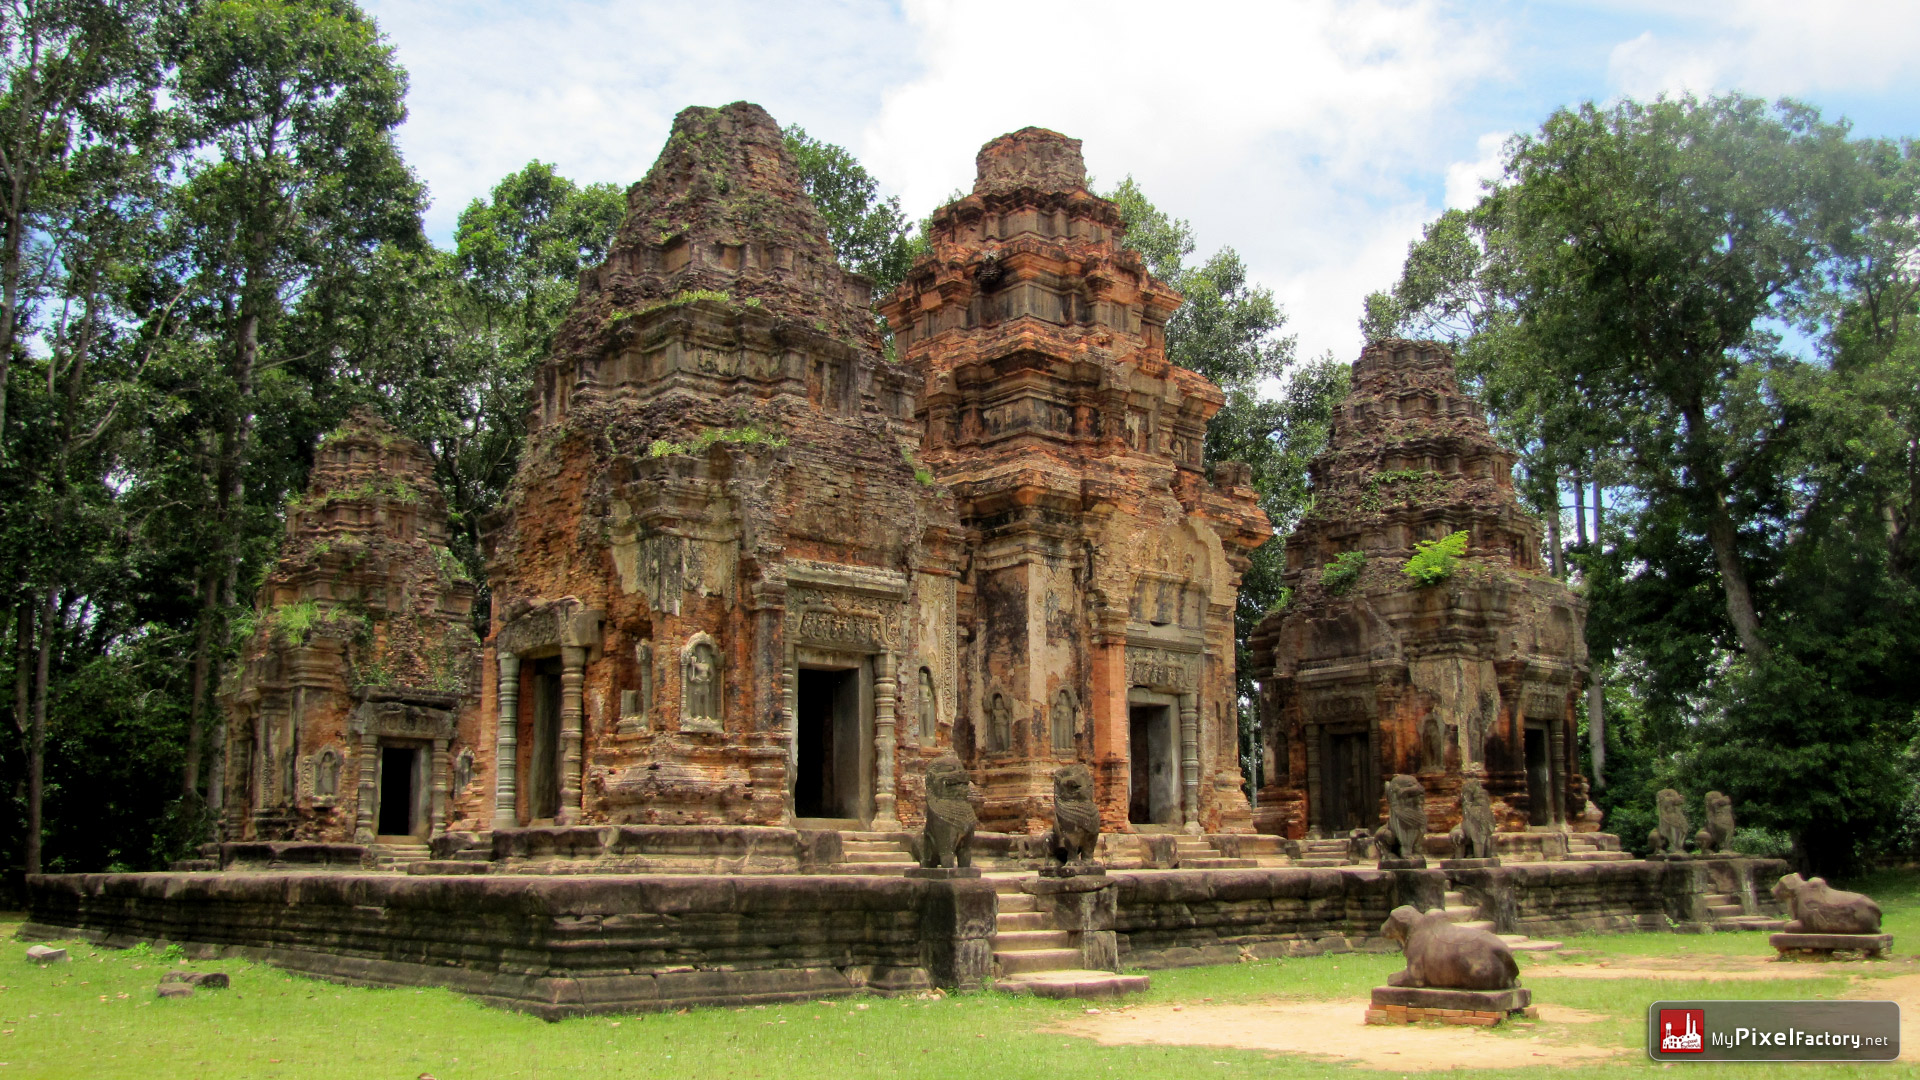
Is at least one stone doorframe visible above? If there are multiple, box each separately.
[1304,718,1379,839]
[1123,644,1203,832]
[348,692,459,843]
[492,600,604,829]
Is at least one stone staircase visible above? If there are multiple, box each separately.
[1701,890,1785,931]
[989,873,1149,999]
[1440,888,1562,953]
[370,838,432,871]
[1174,834,1257,869]
[1562,833,1632,862]
[1294,838,1353,867]
[832,832,917,876]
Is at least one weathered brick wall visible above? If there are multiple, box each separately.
[25,872,993,1018]
[1111,868,1440,967]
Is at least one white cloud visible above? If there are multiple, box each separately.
[1444,131,1508,210]
[1607,2,1920,101]
[861,0,1504,364]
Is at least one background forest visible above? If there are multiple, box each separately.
[0,0,1914,880]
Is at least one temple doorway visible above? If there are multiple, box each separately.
[1128,703,1177,825]
[526,656,562,823]
[795,666,862,820]
[377,745,420,836]
[1524,725,1551,825]
[1325,731,1373,833]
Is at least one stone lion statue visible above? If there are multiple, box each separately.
[1772,874,1882,934]
[1448,777,1496,860]
[1044,763,1101,865]
[917,754,976,869]
[1373,774,1428,861]
[1648,788,1690,854]
[1382,905,1519,990]
[1695,791,1735,855]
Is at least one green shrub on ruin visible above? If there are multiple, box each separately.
[1402,530,1468,586]
[1320,551,1366,594]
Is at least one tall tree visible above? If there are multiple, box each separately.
[783,124,914,296]
[162,0,422,805]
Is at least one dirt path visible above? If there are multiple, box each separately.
[1050,999,1623,1072]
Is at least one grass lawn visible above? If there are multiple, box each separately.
[6,868,1915,1080]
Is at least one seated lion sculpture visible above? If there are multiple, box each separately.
[1648,788,1690,854]
[1695,791,1735,856]
[1373,774,1428,861]
[1448,777,1497,860]
[1045,763,1101,865]
[1381,905,1519,990]
[917,754,976,869]
[1772,873,1882,934]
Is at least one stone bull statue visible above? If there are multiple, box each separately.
[1772,874,1882,935]
[1381,905,1520,991]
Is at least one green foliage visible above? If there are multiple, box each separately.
[1358,469,1444,515]
[1402,530,1468,586]
[267,599,320,642]
[783,124,914,297]
[1320,551,1367,594]
[647,424,789,458]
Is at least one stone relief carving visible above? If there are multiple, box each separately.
[1126,647,1199,692]
[918,667,937,740]
[452,748,473,794]
[1421,717,1444,772]
[1051,688,1077,754]
[681,633,721,726]
[988,693,1011,753]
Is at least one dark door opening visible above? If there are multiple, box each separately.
[1128,704,1175,825]
[1326,732,1372,833]
[527,657,562,822]
[377,745,417,836]
[795,667,860,819]
[1524,726,1550,825]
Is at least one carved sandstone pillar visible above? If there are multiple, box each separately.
[873,649,899,828]
[1179,691,1200,832]
[1304,724,1322,839]
[558,645,586,824]
[494,653,520,830]
[1089,615,1131,832]
[354,733,378,842]
[1548,708,1568,826]
[430,736,449,839]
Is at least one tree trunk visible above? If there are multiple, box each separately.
[1545,466,1565,577]
[1588,476,1604,790]
[10,604,27,736]
[1573,475,1587,547]
[25,588,53,875]
[1682,404,1769,659]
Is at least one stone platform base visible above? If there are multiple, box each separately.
[997,969,1150,998]
[1378,858,1428,870]
[1771,932,1894,959]
[1440,858,1500,870]
[1365,985,1532,1026]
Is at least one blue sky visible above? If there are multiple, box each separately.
[361,0,1920,364]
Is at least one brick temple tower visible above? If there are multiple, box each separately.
[221,411,488,845]
[482,102,962,830]
[1248,340,1592,840]
[881,129,1270,833]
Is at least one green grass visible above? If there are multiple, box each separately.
[9,869,1918,1079]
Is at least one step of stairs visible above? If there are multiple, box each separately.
[998,969,1152,999]
[1562,851,1634,861]
[994,929,1073,951]
[996,948,1085,975]
[370,840,431,869]
[1441,891,1564,954]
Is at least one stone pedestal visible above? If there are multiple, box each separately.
[1441,858,1501,870]
[1025,871,1119,972]
[1771,933,1893,959]
[905,866,981,880]
[1039,862,1107,879]
[1365,985,1533,1026]
[1379,857,1428,870]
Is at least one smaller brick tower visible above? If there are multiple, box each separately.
[1250,340,1591,841]
[221,410,487,845]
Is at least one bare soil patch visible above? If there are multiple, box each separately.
[1844,972,1920,1061]
[1050,999,1625,1072]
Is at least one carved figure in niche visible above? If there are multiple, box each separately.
[634,640,654,714]
[1468,691,1497,764]
[1050,689,1075,754]
[1648,788,1690,854]
[1420,717,1444,772]
[315,748,340,799]
[987,693,1011,753]
[1382,905,1520,990]
[917,754,976,868]
[452,749,473,794]
[918,668,936,740]
[1772,874,1882,934]
[1448,777,1496,859]
[683,640,720,721]
[1696,791,1735,855]
[1373,774,1428,861]
[1045,763,1101,865]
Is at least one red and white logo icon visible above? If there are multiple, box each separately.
[1660,1009,1705,1053]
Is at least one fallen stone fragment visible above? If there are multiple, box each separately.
[156,983,194,999]
[160,970,229,989]
[24,946,66,964]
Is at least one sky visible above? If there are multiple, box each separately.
[361,0,1920,366]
